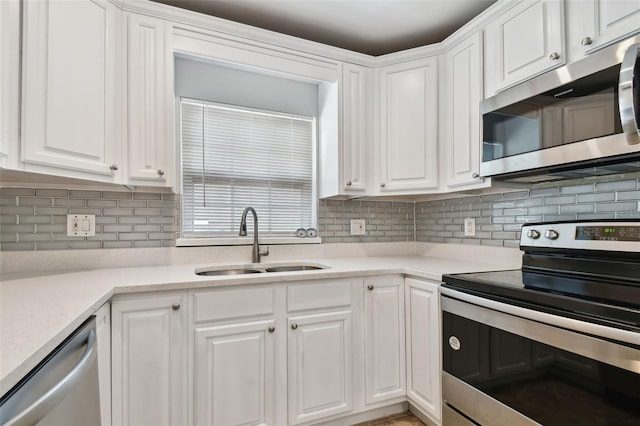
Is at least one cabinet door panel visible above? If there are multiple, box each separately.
[342,64,369,193]
[127,13,171,186]
[378,57,438,192]
[112,295,187,426]
[591,0,640,51]
[194,320,275,426]
[288,311,353,424]
[485,0,564,94]
[364,277,405,404]
[406,278,442,422]
[21,0,119,180]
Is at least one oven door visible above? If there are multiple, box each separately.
[440,289,640,426]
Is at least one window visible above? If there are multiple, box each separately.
[180,99,316,239]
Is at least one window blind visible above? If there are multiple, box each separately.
[180,99,316,237]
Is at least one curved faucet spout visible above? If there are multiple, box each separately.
[239,207,268,263]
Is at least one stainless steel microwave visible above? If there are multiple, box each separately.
[480,35,640,183]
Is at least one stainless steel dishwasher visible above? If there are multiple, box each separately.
[0,316,101,426]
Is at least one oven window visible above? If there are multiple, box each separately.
[443,312,640,425]
[482,65,623,162]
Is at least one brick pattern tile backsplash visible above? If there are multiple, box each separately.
[0,188,180,250]
[1,178,638,250]
[416,178,640,247]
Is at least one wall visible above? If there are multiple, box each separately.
[416,177,640,247]
[1,176,638,251]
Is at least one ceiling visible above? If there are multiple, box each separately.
[151,0,497,56]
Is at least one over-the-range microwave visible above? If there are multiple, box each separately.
[480,35,640,183]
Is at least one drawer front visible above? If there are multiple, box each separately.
[287,280,353,312]
[193,287,275,323]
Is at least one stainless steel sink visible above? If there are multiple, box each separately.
[195,268,264,276]
[264,265,324,272]
[195,263,327,276]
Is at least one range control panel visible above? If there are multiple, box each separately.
[520,221,640,252]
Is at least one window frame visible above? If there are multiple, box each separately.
[175,97,320,246]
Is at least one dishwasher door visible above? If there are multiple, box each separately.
[0,316,101,426]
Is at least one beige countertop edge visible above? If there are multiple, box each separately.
[0,256,513,395]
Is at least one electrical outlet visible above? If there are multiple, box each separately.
[67,214,95,237]
[464,217,476,237]
[350,219,366,236]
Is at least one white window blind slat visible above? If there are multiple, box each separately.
[181,99,315,237]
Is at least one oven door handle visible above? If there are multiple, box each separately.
[619,42,640,145]
[3,329,97,426]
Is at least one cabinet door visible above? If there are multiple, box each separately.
[112,294,187,426]
[584,0,640,53]
[0,0,20,169]
[377,57,439,193]
[127,13,172,186]
[94,302,112,426]
[194,320,276,426]
[443,32,489,190]
[341,63,370,193]
[21,0,121,182]
[484,0,564,95]
[288,310,353,424]
[405,278,441,423]
[363,276,405,405]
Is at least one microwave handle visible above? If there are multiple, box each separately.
[619,43,640,145]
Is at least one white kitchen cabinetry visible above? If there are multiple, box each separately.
[443,32,490,190]
[190,286,281,426]
[0,0,20,169]
[111,293,188,426]
[287,280,356,424]
[126,13,173,187]
[320,63,372,198]
[484,0,565,96]
[405,278,441,424]
[566,0,640,62]
[95,302,112,426]
[363,276,406,405]
[21,0,122,182]
[194,320,276,426]
[377,57,439,194]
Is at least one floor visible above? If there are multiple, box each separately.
[353,411,425,426]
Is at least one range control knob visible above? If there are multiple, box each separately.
[526,229,541,240]
[545,229,559,240]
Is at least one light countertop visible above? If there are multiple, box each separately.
[0,244,521,396]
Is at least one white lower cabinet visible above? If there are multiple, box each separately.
[111,293,188,426]
[363,276,406,405]
[405,278,441,424]
[194,320,276,426]
[94,302,112,426]
[288,310,353,424]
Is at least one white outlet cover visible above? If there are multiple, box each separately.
[464,217,476,237]
[350,219,366,236]
[67,214,96,237]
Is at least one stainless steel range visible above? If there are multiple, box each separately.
[441,220,639,425]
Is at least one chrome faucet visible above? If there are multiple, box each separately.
[239,207,269,263]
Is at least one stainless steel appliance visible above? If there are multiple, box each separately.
[441,220,640,425]
[480,36,640,183]
[0,317,101,426]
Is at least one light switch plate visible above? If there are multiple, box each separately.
[67,214,96,237]
[350,219,366,236]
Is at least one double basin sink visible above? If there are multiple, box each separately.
[195,263,327,276]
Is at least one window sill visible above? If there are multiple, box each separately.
[176,237,322,247]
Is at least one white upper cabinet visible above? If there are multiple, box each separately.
[21,0,122,182]
[484,0,565,96]
[319,63,372,198]
[377,57,439,194]
[443,32,490,190]
[126,13,173,187]
[0,0,20,170]
[566,0,640,62]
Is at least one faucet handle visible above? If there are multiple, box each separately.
[259,246,270,257]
